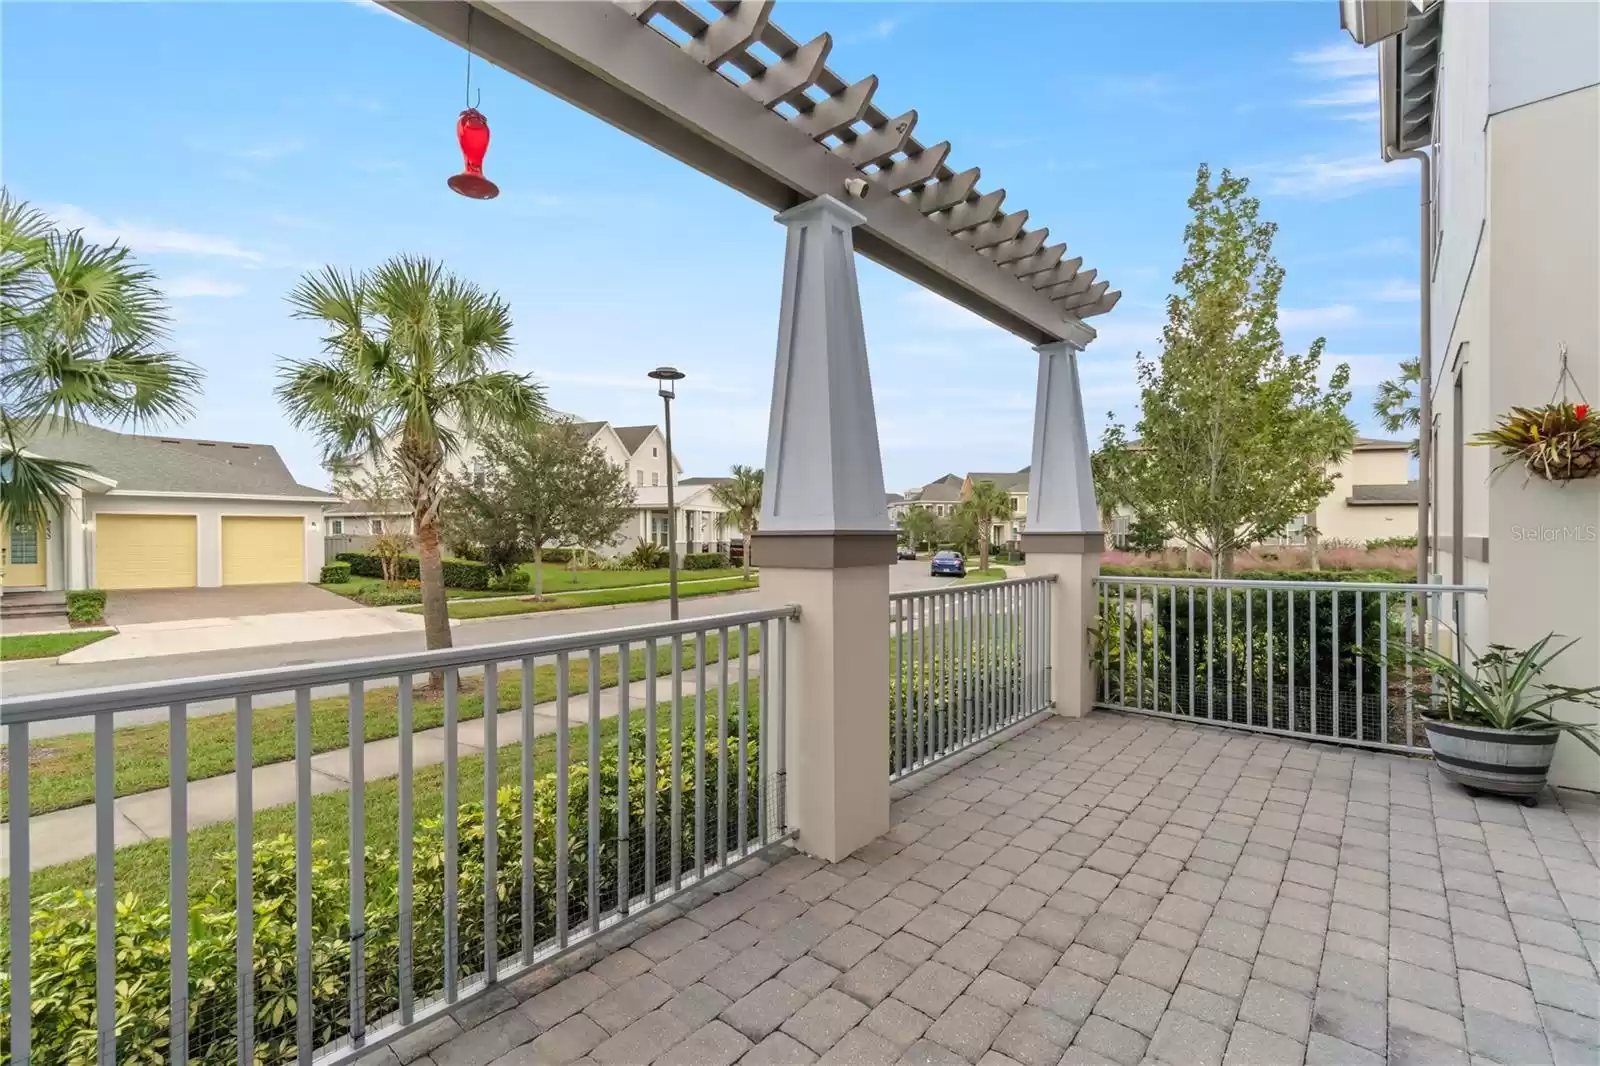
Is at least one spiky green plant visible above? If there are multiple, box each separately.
[1472,402,1599,481]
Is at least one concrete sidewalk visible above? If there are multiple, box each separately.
[5,654,763,874]
[58,605,428,664]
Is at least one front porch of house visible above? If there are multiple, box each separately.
[404,710,1600,1066]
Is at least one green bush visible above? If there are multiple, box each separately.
[319,561,352,584]
[65,589,107,626]
[622,543,668,570]
[0,722,760,1066]
[1100,565,1412,583]
[1366,535,1418,550]
[353,585,424,607]
[334,552,491,590]
[683,552,727,571]
[538,548,574,565]
[488,568,532,592]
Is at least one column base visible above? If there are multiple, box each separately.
[1020,533,1102,719]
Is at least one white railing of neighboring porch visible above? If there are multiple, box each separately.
[2,606,797,1066]
[1093,575,1489,752]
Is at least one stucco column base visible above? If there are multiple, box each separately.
[758,537,892,863]
[1021,533,1103,718]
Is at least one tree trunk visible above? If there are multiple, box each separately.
[979,533,989,573]
[416,511,452,651]
[1308,529,1321,571]
[742,519,753,579]
[534,543,545,597]
[1216,549,1235,579]
[1183,544,1195,572]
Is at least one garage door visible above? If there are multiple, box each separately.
[221,516,305,585]
[96,514,197,589]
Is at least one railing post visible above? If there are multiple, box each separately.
[1021,336,1103,717]
[754,194,893,862]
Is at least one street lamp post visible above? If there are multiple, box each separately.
[648,366,686,620]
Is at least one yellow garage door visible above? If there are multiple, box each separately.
[221,516,305,585]
[96,514,197,589]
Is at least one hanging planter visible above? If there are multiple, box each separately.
[1471,345,1599,482]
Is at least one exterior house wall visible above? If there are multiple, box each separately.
[1311,449,1415,544]
[83,495,328,587]
[624,428,675,489]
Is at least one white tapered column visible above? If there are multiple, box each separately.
[1019,335,1103,717]
[756,195,894,862]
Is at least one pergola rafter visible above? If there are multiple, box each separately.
[387,0,1118,343]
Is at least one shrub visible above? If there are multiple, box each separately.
[353,585,424,607]
[0,723,758,1065]
[488,568,532,592]
[1365,535,1418,550]
[319,561,352,584]
[683,552,727,571]
[622,542,668,570]
[65,589,106,626]
[334,552,491,591]
[538,548,574,565]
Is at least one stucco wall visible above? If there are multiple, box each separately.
[82,495,328,587]
[1485,86,1600,791]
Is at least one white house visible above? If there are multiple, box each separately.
[2,419,334,592]
[1342,0,1600,789]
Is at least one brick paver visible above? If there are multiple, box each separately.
[418,712,1599,1066]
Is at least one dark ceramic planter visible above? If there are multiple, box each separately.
[1423,719,1559,804]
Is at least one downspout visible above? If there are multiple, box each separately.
[1386,146,1432,586]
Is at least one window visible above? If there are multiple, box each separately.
[369,518,384,535]
[652,446,658,457]
[1453,350,1466,583]
[1110,513,1131,549]
[1011,496,1020,513]
[329,519,344,535]
[652,472,660,487]
[637,470,645,487]
[650,513,670,547]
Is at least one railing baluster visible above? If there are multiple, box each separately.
[1355,591,1364,742]
[398,674,415,1024]
[484,662,499,981]
[521,657,536,963]
[1379,593,1390,745]
[618,641,631,914]
[170,703,189,1066]
[8,721,31,1065]
[556,652,571,947]
[1205,587,1214,719]
[588,648,601,934]
[1332,589,1341,738]
[444,669,460,1001]
[1245,588,1254,725]
[1187,587,1195,717]
[776,615,788,832]
[738,624,750,856]
[1136,583,1146,711]
[349,680,367,1043]
[1309,591,1318,735]
[1405,592,1416,747]
[893,597,904,776]
[235,694,255,1062]
[1169,586,1177,715]
[1266,591,1274,727]
[1225,587,1233,723]
[1288,590,1296,730]
[295,688,313,1061]
[670,635,683,893]
[694,633,707,881]
[646,639,660,901]
[758,620,770,843]
[718,626,730,867]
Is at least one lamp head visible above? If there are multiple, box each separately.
[648,365,685,399]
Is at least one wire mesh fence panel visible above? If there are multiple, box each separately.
[1,606,796,1066]
[1092,575,1486,752]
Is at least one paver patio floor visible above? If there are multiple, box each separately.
[387,710,1600,1066]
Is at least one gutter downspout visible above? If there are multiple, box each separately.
[1386,145,1432,586]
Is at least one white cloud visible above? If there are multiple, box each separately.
[1368,278,1419,302]
[167,276,246,298]
[1292,41,1380,123]
[538,369,751,397]
[846,17,902,43]
[1280,304,1361,331]
[1292,42,1378,82]
[48,204,264,262]
[1254,155,1412,199]
[1322,353,1411,389]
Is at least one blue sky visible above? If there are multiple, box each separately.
[4,1,1420,491]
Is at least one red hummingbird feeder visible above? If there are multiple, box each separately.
[448,107,500,200]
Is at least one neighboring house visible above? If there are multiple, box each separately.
[2,419,334,592]
[1341,0,1599,791]
[962,468,1031,546]
[891,474,964,521]
[328,415,734,559]
[885,492,906,523]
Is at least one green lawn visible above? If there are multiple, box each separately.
[4,630,757,819]
[519,561,746,590]
[0,679,762,950]
[318,574,502,602]
[0,630,113,661]
[958,567,1009,584]
[428,576,758,620]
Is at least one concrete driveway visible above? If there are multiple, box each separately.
[105,583,354,625]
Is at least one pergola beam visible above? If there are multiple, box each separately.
[384,0,1113,340]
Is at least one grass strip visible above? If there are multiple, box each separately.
[0,630,113,661]
[429,576,757,620]
[3,630,758,819]
[517,561,748,591]
[958,568,1009,584]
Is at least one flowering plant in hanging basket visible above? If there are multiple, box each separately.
[1472,401,1600,481]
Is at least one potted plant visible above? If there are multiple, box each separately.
[1472,401,1599,482]
[1402,634,1600,804]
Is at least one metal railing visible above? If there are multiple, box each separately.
[889,576,1054,782]
[2,605,797,1066]
[1093,575,1488,752]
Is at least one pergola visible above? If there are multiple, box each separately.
[384,0,1110,861]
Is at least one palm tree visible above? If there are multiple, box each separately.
[278,255,546,651]
[1373,357,1421,455]
[1,190,201,524]
[897,504,937,554]
[710,464,763,579]
[961,479,1011,572]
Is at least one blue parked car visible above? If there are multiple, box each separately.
[930,550,966,577]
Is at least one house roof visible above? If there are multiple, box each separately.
[23,419,335,499]
[326,497,411,517]
[680,475,732,487]
[966,467,1030,492]
[917,474,966,503]
[1353,437,1411,452]
[1349,482,1419,505]
[613,425,657,454]
[570,420,609,440]
[886,492,905,504]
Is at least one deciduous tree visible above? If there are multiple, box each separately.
[1098,166,1354,577]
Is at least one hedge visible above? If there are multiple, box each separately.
[488,568,532,592]
[65,589,106,626]
[683,551,727,571]
[1100,565,1414,583]
[335,552,491,590]
[318,561,352,584]
[537,548,575,565]
[0,720,760,1066]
